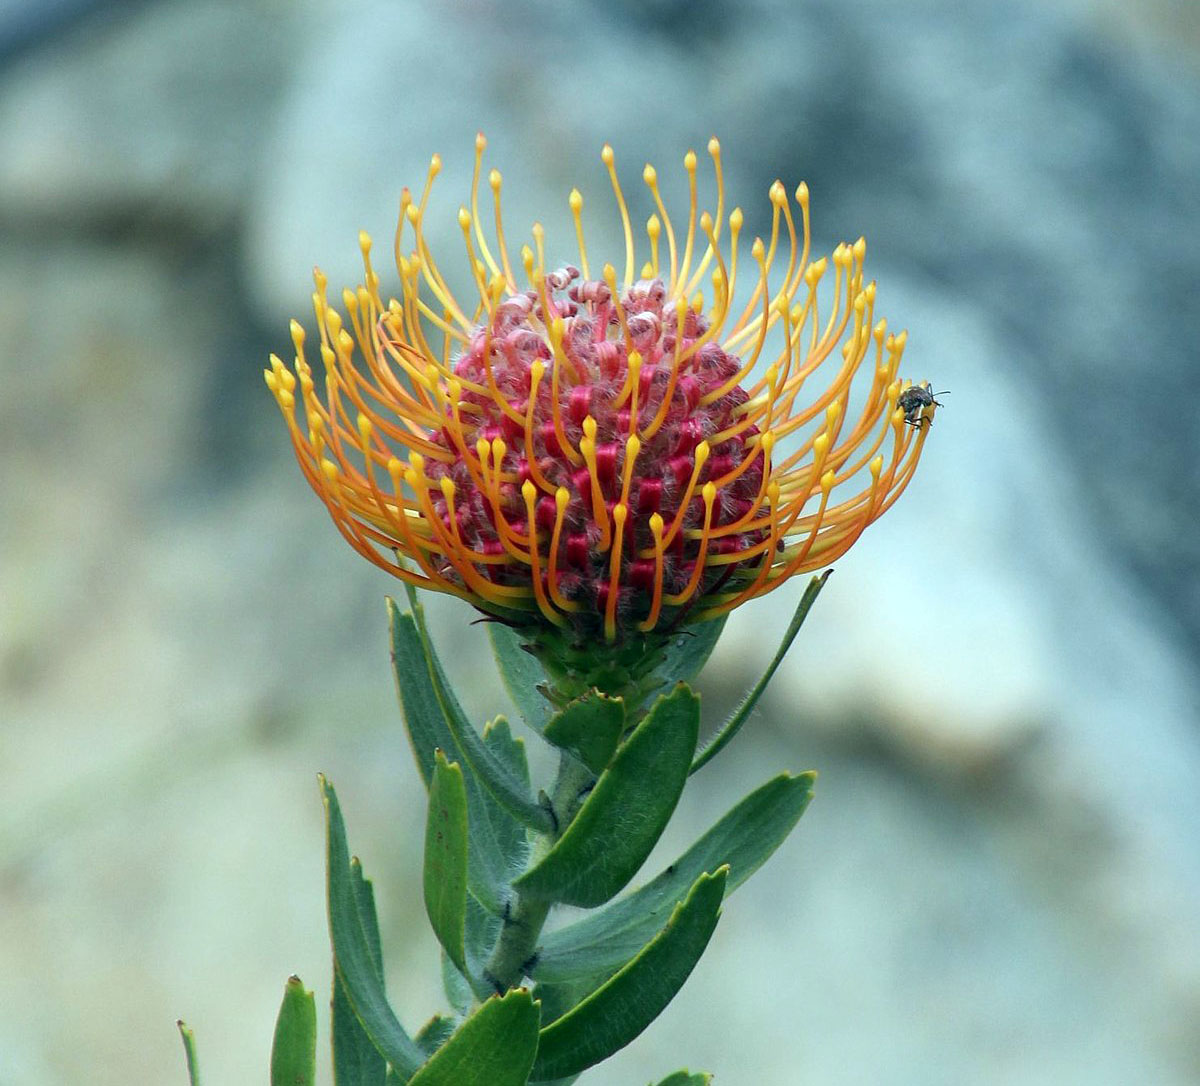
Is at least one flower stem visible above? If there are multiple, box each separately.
[483,752,595,992]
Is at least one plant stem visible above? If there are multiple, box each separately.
[483,752,595,992]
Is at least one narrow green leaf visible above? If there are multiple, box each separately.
[690,571,830,775]
[322,775,424,1079]
[440,951,474,1018]
[542,692,626,774]
[389,598,521,913]
[483,715,531,791]
[514,685,699,907]
[177,1020,200,1086]
[407,989,541,1086]
[414,1014,458,1056]
[333,861,388,1085]
[536,771,814,983]
[658,615,727,686]
[333,974,387,1086]
[424,752,470,978]
[650,1073,712,1086]
[531,868,728,1081]
[270,976,317,1086]
[404,587,553,834]
[486,622,552,731]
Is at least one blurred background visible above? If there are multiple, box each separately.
[2,0,1199,1082]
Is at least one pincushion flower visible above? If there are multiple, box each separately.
[265,135,933,646]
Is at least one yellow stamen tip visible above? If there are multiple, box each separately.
[458,207,471,229]
[601,144,615,165]
[707,137,721,156]
[870,455,884,477]
[429,153,442,176]
[821,469,836,491]
[522,479,536,502]
[321,460,337,482]
[643,164,657,185]
[569,188,583,212]
[475,132,487,152]
[441,477,456,500]
[731,208,745,232]
[489,168,502,191]
[613,502,628,526]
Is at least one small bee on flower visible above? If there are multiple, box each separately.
[896,381,947,429]
[265,135,935,646]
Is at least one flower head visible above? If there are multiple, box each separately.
[266,135,933,644]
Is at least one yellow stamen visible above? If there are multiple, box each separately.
[602,143,635,289]
[604,502,628,641]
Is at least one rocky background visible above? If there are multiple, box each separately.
[2,0,1199,1083]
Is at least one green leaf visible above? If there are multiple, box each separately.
[407,989,541,1086]
[424,752,470,979]
[333,862,388,1085]
[650,1073,712,1086]
[270,976,317,1086]
[322,775,424,1079]
[483,715,531,791]
[690,570,830,775]
[487,622,552,731]
[414,1014,458,1056]
[333,974,387,1086]
[658,615,727,687]
[530,868,728,1081]
[388,598,524,913]
[513,685,700,907]
[535,771,814,983]
[403,588,553,834]
[177,1020,200,1086]
[542,692,626,775]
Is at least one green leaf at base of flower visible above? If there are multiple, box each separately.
[513,685,699,907]
[388,598,526,913]
[270,976,317,1086]
[650,1072,713,1085]
[690,570,830,775]
[542,691,626,774]
[486,622,553,732]
[529,867,728,1081]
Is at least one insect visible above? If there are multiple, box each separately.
[897,381,948,429]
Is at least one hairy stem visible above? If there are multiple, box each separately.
[483,752,595,992]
